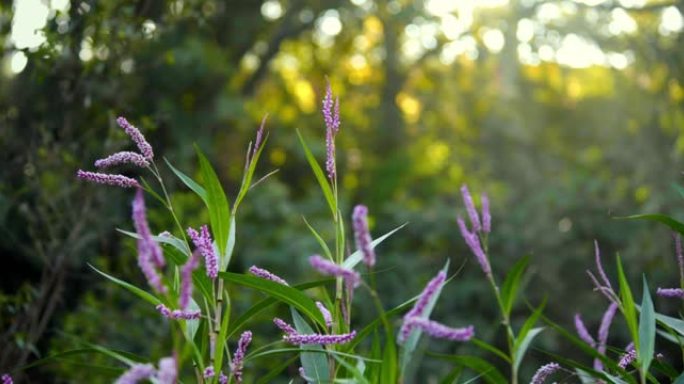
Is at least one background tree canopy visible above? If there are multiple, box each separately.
[1,0,684,381]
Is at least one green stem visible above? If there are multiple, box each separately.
[489,277,517,384]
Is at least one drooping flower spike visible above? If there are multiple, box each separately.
[77,170,140,188]
[402,317,474,341]
[308,255,360,290]
[94,151,150,169]
[132,189,166,293]
[156,304,201,320]
[273,318,356,345]
[116,116,154,160]
[230,331,252,384]
[398,271,447,343]
[316,301,333,328]
[457,185,492,277]
[187,225,219,279]
[530,362,561,384]
[156,356,177,384]
[114,363,156,384]
[249,265,289,286]
[657,288,684,298]
[273,317,297,335]
[180,251,200,310]
[618,343,636,369]
[352,204,376,267]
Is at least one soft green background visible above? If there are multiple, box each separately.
[1,0,684,382]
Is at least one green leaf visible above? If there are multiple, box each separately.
[399,261,450,377]
[291,308,331,383]
[303,216,333,260]
[222,214,236,270]
[195,145,231,261]
[428,354,507,384]
[617,213,684,236]
[616,255,639,346]
[500,255,530,317]
[381,338,398,383]
[638,276,656,379]
[514,298,546,354]
[89,264,160,306]
[256,355,299,384]
[220,272,326,328]
[342,223,408,269]
[296,129,336,217]
[331,354,370,384]
[674,371,684,384]
[117,229,191,256]
[471,338,510,363]
[234,133,268,211]
[164,158,207,202]
[513,327,544,371]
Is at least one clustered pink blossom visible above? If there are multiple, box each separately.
[203,366,215,379]
[187,225,219,279]
[457,185,492,277]
[156,304,201,320]
[95,151,150,169]
[114,363,155,384]
[1,374,12,384]
[77,116,152,189]
[308,255,360,290]
[273,317,355,345]
[248,265,289,286]
[230,331,252,384]
[157,356,177,384]
[322,80,340,180]
[316,301,333,328]
[530,362,560,384]
[352,205,376,267]
[76,170,140,188]
[132,189,166,293]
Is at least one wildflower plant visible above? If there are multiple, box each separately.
[17,80,684,383]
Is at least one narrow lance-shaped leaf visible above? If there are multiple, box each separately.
[638,275,656,379]
[296,129,336,218]
[194,145,231,260]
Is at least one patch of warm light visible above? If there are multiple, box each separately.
[293,79,316,113]
[555,34,604,68]
[425,141,450,171]
[51,0,70,11]
[538,45,555,61]
[396,92,421,124]
[319,10,343,36]
[11,0,49,49]
[609,8,637,35]
[536,3,561,23]
[79,39,93,61]
[10,51,28,74]
[439,36,478,64]
[575,0,607,5]
[441,14,464,40]
[607,52,629,69]
[660,6,684,34]
[517,18,535,42]
[261,0,283,21]
[482,28,505,53]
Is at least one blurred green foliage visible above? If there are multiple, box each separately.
[1,0,684,381]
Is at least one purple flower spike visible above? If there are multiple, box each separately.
[460,185,481,232]
[595,302,619,371]
[116,116,154,160]
[403,317,474,341]
[273,318,297,335]
[95,151,150,169]
[230,331,252,384]
[156,304,201,320]
[203,366,215,379]
[322,80,340,181]
[77,170,140,188]
[248,266,289,286]
[573,313,596,347]
[284,330,356,345]
[657,287,684,298]
[187,225,218,279]
[180,251,200,310]
[316,301,333,328]
[398,271,447,343]
[530,362,560,384]
[219,372,228,384]
[481,194,491,233]
[308,255,360,289]
[114,363,155,384]
[618,343,636,368]
[133,189,166,293]
[457,218,491,277]
[594,241,613,291]
[1,374,12,384]
[352,205,376,267]
[252,115,267,160]
[157,356,177,384]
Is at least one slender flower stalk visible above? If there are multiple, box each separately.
[252,115,267,161]
[95,151,150,169]
[457,218,491,277]
[316,301,333,328]
[308,255,360,289]
[656,288,684,298]
[187,225,218,279]
[1,374,12,384]
[460,185,481,232]
[156,304,201,320]
[284,330,357,345]
[530,362,560,384]
[76,170,140,188]
[230,331,252,384]
[116,116,154,160]
[248,266,289,286]
[132,189,166,293]
[398,271,447,343]
[402,317,474,341]
[273,318,297,335]
[574,314,596,347]
[180,251,200,310]
[481,194,491,233]
[114,363,156,384]
[352,205,376,267]
[322,80,340,180]
[157,356,177,384]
